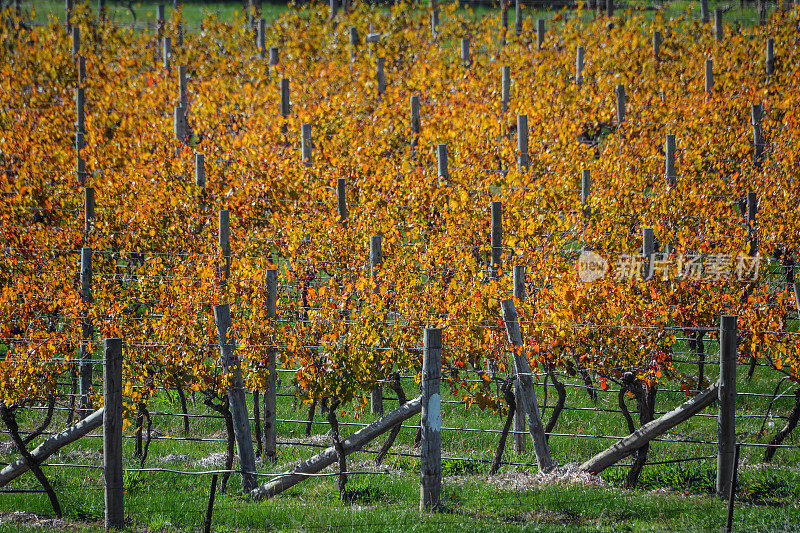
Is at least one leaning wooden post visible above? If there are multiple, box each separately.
[410,95,420,157]
[301,123,313,167]
[178,64,188,110]
[581,169,591,218]
[575,46,584,86]
[501,299,554,472]
[751,104,764,168]
[79,247,93,418]
[717,315,738,499]
[103,338,123,529]
[653,31,662,62]
[512,265,527,454]
[615,84,625,126]
[501,66,511,114]
[517,114,529,171]
[420,327,442,512]
[436,144,448,183]
[219,210,230,287]
[461,38,470,67]
[705,59,714,95]
[665,134,676,187]
[370,236,384,415]
[214,304,258,492]
[336,177,348,224]
[700,0,710,23]
[491,201,503,278]
[714,9,723,42]
[263,269,278,463]
[84,187,95,243]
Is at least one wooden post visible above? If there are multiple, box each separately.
[512,265,526,454]
[491,201,503,277]
[643,227,655,280]
[66,0,73,32]
[606,0,614,17]
[349,27,358,62]
[263,269,278,462]
[77,154,85,185]
[436,144,447,182]
[714,9,723,42]
[174,106,185,142]
[653,31,662,62]
[219,210,230,286]
[214,305,258,492]
[76,131,84,156]
[301,123,312,167]
[71,26,80,58]
[370,236,384,415]
[717,315,737,498]
[536,19,545,50]
[79,247,93,418]
[376,57,386,96]
[665,134,676,187]
[575,46,584,86]
[514,0,522,36]
[195,154,205,188]
[84,187,94,242]
[420,328,442,512]
[705,59,713,95]
[615,84,625,125]
[280,78,290,116]
[269,47,279,66]
[76,88,85,134]
[751,104,764,167]
[257,18,266,58]
[77,55,86,85]
[156,4,165,38]
[103,339,123,529]
[336,178,348,224]
[203,474,218,533]
[501,299,554,472]
[517,114,529,171]
[163,37,171,71]
[178,65,188,109]
[501,66,510,113]
[747,192,757,256]
[581,169,591,218]
[500,0,508,44]
[701,0,709,23]
[766,38,774,75]
[461,38,470,67]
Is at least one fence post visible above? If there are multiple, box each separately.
[301,123,313,167]
[420,327,442,512]
[653,31,662,62]
[84,187,95,243]
[517,114,529,171]
[615,84,625,125]
[376,57,386,96]
[665,134,676,187]
[195,153,205,188]
[269,47,280,66]
[258,18,266,58]
[77,55,86,85]
[766,38,774,75]
[501,299,554,472]
[156,4,165,46]
[751,104,764,168]
[705,59,713,95]
[72,26,80,58]
[263,269,278,462]
[76,87,85,134]
[103,338,123,529]
[714,9,723,42]
[515,0,522,36]
[411,95,420,156]
[581,169,591,218]
[178,65,188,109]
[512,265,527,454]
[536,18,545,49]
[575,46,584,87]
[747,192,757,256]
[163,37,171,71]
[174,106,185,142]
[717,315,737,498]
[280,78,290,117]
[219,210,230,286]
[701,0,709,23]
[501,66,510,113]
[461,37,470,67]
[370,236,384,415]
[77,154,86,185]
[66,0,72,33]
[214,305,258,492]
[491,201,502,278]
[437,144,448,183]
[643,227,655,280]
[349,27,358,62]
[606,0,614,17]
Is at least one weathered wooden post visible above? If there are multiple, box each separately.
[576,46,584,86]
[615,84,625,125]
[437,144,448,182]
[84,187,95,242]
[501,66,511,113]
[301,123,313,167]
[515,0,522,36]
[174,106,185,142]
[766,38,774,75]
[337,177,348,224]
[717,315,738,499]
[411,95,420,157]
[751,104,764,167]
[219,210,230,286]
[643,227,655,280]
[653,31,662,62]
[517,114,529,171]
[461,38,470,67]
[705,59,714,94]
[214,305,258,492]
[263,269,278,463]
[349,27,359,62]
[195,154,205,188]
[103,338,123,529]
[376,57,386,96]
[79,247,93,417]
[701,0,710,23]
[280,78,290,117]
[156,4,165,46]
[420,327,442,511]
[66,0,73,33]
[77,55,86,85]
[178,65,188,109]
[163,37,171,71]
[491,201,503,278]
[665,134,676,187]
[581,169,591,218]
[370,235,384,415]
[76,87,85,135]
[512,265,526,453]
[258,18,266,58]
[269,47,280,66]
[747,191,757,256]
[714,9,723,42]
[536,19,545,50]
[501,299,554,472]
[72,26,80,58]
